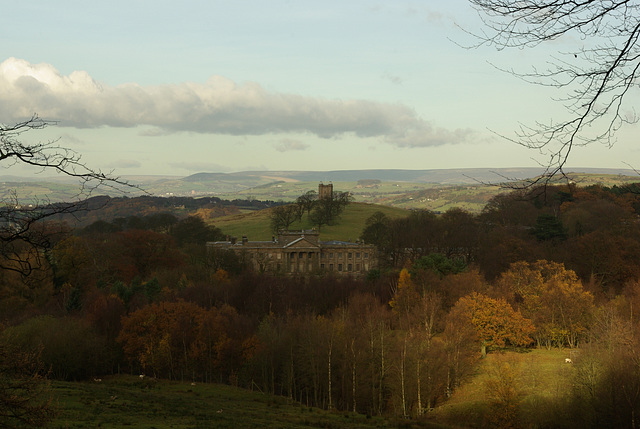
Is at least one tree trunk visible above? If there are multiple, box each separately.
[351,339,357,413]
[328,337,333,410]
[400,335,407,418]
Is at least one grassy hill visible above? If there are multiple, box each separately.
[49,349,575,428]
[433,348,574,428]
[50,375,393,428]
[211,202,410,242]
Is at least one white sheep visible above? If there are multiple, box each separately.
[565,358,572,364]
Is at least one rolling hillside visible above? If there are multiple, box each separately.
[211,202,410,242]
[1,168,638,214]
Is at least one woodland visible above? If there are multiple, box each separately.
[2,182,640,428]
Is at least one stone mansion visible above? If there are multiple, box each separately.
[208,229,377,275]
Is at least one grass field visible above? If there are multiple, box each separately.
[211,202,410,242]
[48,349,577,428]
[432,348,575,427]
[51,376,392,429]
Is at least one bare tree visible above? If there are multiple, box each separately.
[469,0,640,185]
[0,115,136,275]
[269,204,299,234]
[0,345,57,428]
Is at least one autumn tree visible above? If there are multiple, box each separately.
[484,355,523,429]
[496,260,594,348]
[118,301,206,378]
[449,292,534,357]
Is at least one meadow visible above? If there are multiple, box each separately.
[51,375,393,428]
[49,349,574,428]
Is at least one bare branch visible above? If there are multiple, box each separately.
[467,0,640,183]
[0,115,142,275]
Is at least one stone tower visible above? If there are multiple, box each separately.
[318,182,333,200]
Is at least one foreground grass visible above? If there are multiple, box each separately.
[51,376,392,429]
[48,350,578,428]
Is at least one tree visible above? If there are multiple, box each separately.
[449,292,535,357]
[0,344,57,427]
[269,204,299,233]
[531,214,567,242]
[169,216,224,247]
[470,1,640,183]
[496,260,595,349]
[309,191,352,231]
[296,191,317,218]
[360,211,391,250]
[0,115,135,275]
[484,355,523,429]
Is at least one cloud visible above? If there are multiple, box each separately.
[106,159,142,169]
[168,161,234,173]
[382,72,404,85]
[274,138,310,152]
[0,57,471,148]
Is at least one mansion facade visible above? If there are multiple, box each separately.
[208,230,376,275]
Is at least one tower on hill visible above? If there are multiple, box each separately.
[319,182,333,200]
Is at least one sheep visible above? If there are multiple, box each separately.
[565,358,572,364]
[139,374,145,379]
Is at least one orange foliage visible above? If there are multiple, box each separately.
[450,292,534,355]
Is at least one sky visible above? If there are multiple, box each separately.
[2,0,639,177]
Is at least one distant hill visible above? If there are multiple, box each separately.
[0,168,638,211]
[195,167,637,184]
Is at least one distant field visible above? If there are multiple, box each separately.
[211,202,410,242]
[0,171,638,211]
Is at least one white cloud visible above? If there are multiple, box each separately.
[274,138,310,152]
[0,58,471,148]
